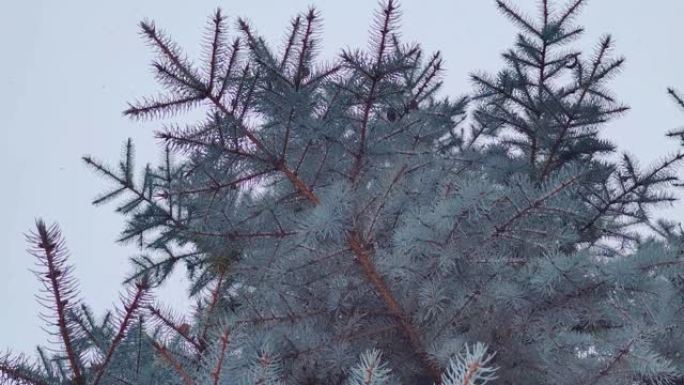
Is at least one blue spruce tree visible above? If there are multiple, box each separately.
[3,1,684,385]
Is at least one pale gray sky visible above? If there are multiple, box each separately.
[1,0,682,356]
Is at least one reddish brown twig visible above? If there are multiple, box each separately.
[151,340,195,385]
[211,328,231,385]
[92,280,150,385]
[26,220,84,385]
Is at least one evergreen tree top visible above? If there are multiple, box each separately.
[3,1,684,385]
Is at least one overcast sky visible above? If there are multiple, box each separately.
[1,0,683,356]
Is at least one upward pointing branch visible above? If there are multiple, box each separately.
[92,280,150,385]
[26,220,84,385]
[349,0,399,182]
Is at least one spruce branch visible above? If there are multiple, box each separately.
[124,94,205,120]
[92,279,150,385]
[125,249,201,286]
[210,328,230,385]
[441,343,498,385]
[205,9,226,92]
[493,171,583,237]
[585,339,636,385]
[26,220,84,385]
[279,15,301,72]
[234,309,332,327]
[293,8,318,89]
[538,35,624,180]
[557,0,587,26]
[347,0,401,181]
[371,0,399,66]
[496,1,542,38]
[139,21,204,92]
[146,304,202,352]
[150,340,195,385]
[218,37,243,100]
[193,270,229,352]
[0,354,49,385]
[68,304,106,354]
[347,350,391,385]
[416,52,442,96]
[666,88,684,146]
[579,152,684,232]
[668,88,684,111]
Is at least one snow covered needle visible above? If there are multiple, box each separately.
[442,343,498,385]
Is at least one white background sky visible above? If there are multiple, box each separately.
[1,0,683,356]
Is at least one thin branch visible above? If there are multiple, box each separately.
[26,220,84,385]
[92,280,150,385]
[150,340,195,385]
[0,355,49,385]
[147,305,202,352]
[211,328,231,385]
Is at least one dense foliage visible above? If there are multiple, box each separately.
[3,1,684,385]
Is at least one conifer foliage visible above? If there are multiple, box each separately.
[3,1,684,385]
